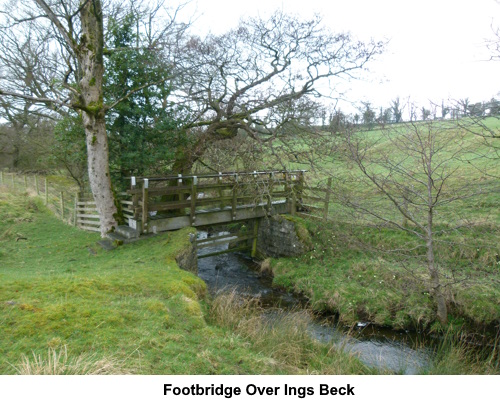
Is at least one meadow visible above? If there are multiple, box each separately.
[0,187,370,374]
[266,119,500,332]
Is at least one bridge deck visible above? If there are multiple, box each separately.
[146,200,288,232]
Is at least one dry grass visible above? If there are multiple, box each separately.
[209,290,372,374]
[11,346,129,375]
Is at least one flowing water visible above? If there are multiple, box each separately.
[197,231,432,374]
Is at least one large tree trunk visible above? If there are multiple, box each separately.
[79,0,117,237]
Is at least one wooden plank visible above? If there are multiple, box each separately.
[196,234,254,247]
[197,246,247,259]
[75,207,99,212]
[192,197,232,207]
[148,201,192,211]
[77,213,101,219]
[77,201,96,206]
[77,219,101,225]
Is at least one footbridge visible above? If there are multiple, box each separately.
[118,170,331,257]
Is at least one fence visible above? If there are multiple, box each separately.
[0,169,334,235]
[0,171,101,233]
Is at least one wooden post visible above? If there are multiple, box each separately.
[323,177,332,221]
[35,175,39,195]
[44,178,48,205]
[24,175,27,189]
[178,174,184,204]
[190,176,197,226]
[251,220,259,258]
[231,174,238,220]
[60,191,65,220]
[0,171,3,185]
[218,172,224,210]
[142,179,149,234]
[131,177,139,221]
[266,172,272,214]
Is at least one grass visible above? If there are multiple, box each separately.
[208,290,374,374]
[270,218,500,331]
[0,186,374,375]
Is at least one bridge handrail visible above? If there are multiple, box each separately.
[125,169,307,184]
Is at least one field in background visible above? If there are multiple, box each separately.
[256,119,500,330]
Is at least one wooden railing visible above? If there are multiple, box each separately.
[121,170,307,233]
[1,169,334,235]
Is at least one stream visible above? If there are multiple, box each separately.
[196,231,432,374]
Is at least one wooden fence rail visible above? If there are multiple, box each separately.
[0,171,101,233]
[124,170,309,233]
[1,170,334,235]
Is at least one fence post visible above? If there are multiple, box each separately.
[60,191,65,220]
[45,178,48,205]
[190,176,197,226]
[251,219,259,258]
[131,176,139,221]
[35,175,39,195]
[218,172,224,210]
[231,174,238,221]
[24,175,27,190]
[323,177,332,221]
[177,173,184,203]
[0,171,3,185]
[141,179,149,234]
[266,172,272,214]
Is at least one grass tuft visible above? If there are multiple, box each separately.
[11,346,129,375]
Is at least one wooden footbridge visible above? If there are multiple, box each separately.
[121,170,329,233]
[117,170,331,257]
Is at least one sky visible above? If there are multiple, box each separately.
[183,0,500,115]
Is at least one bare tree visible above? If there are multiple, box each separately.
[391,97,403,123]
[170,11,384,174]
[342,120,494,325]
[0,0,188,236]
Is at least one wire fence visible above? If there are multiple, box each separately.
[0,171,100,233]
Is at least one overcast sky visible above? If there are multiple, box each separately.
[185,0,500,114]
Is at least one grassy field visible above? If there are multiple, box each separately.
[265,119,500,333]
[0,187,371,374]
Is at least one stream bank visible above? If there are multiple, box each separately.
[196,231,432,374]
